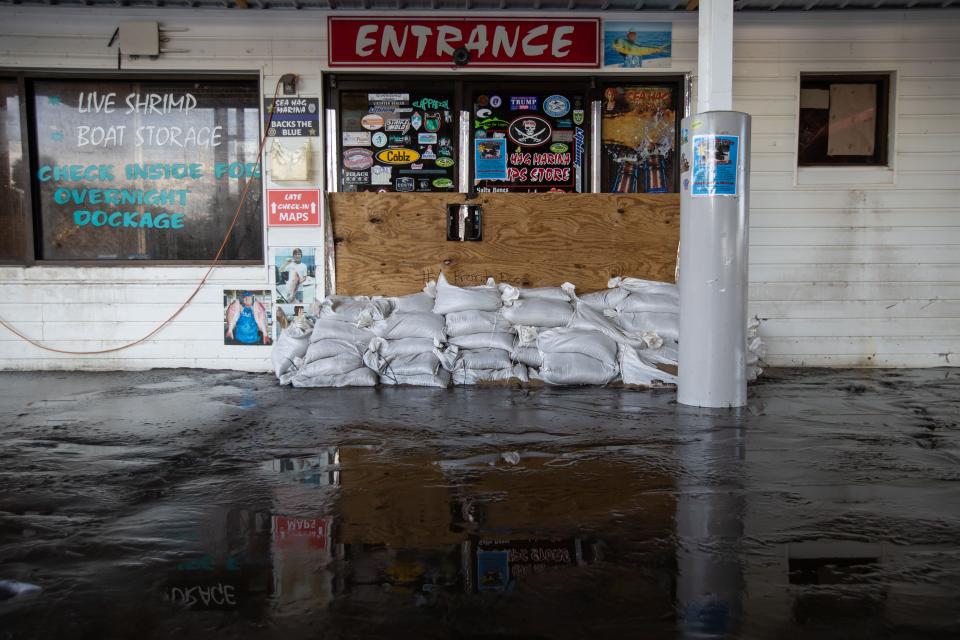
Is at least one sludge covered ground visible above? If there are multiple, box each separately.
[0,368,958,639]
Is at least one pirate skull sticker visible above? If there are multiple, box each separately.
[508,116,553,147]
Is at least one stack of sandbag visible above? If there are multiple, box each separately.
[432,273,528,384]
[364,284,450,388]
[532,327,621,386]
[287,296,391,388]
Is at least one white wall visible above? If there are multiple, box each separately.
[735,12,960,367]
[0,7,957,370]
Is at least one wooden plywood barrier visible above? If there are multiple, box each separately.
[330,192,680,296]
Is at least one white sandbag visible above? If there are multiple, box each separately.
[644,339,679,366]
[444,310,511,337]
[319,296,393,326]
[453,364,528,385]
[432,272,502,314]
[456,348,513,371]
[501,299,573,328]
[448,331,516,352]
[618,345,678,387]
[616,291,679,314]
[511,344,543,368]
[499,283,575,304]
[297,353,365,377]
[371,311,446,341]
[578,287,630,312]
[537,328,619,365]
[567,301,646,347]
[389,292,435,314]
[606,310,679,341]
[291,368,378,388]
[535,352,619,386]
[310,319,374,346]
[609,276,679,299]
[380,369,451,388]
[374,352,442,379]
[272,324,311,378]
[305,338,363,362]
[366,336,436,359]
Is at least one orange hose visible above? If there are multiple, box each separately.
[0,79,284,355]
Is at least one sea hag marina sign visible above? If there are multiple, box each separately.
[328,17,601,68]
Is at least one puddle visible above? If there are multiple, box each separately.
[0,368,959,638]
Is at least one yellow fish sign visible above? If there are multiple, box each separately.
[612,39,668,58]
[376,148,421,165]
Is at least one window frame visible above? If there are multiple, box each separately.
[797,72,892,168]
[0,70,265,267]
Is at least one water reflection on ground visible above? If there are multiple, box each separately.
[0,368,958,638]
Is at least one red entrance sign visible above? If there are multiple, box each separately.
[328,17,600,68]
[267,189,320,226]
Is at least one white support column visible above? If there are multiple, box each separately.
[697,0,734,113]
[678,0,750,408]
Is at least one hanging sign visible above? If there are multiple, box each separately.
[267,189,321,226]
[264,98,320,137]
[328,17,600,67]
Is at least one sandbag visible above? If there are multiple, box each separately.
[444,310,511,337]
[607,310,679,341]
[501,299,573,328]
[577,287,630,312]
[536,352,618,386]
[453,364,528,385]
[310,319,374,346]
[297,353,365,378]
[499,283,574,304]
[319,296,393,326]
[511,345,543,368]
[455,348,513,371]
[616,291,678,314]
[389,292,435,314]
[272,324,311,379]
[304,338,364,362]
[619,345,678,387]
[380,369,451,388]
[373,352,442,379]
[610,276,678,299]
[567,301,646,347]
[371,311,446,341]
[291,368,378,388]
[448,331,516,352]
[537,328,619,365]
[432,272,501,314]
[366,336,436,359]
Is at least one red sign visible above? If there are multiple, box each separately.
[272,516,329,551]
[267,189,320,226]
[328,17,600,68]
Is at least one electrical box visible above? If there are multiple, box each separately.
[118,22,160,56]
[447,204,482,242]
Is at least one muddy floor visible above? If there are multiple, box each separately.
[0,368,958,639]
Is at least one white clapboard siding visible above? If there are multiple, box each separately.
[0,8,959,371]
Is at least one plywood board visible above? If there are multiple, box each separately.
[331,193,679,296]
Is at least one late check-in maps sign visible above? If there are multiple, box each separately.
[328,17,600,68]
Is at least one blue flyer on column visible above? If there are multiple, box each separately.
[691,134,739,197]
[475,138,508,181]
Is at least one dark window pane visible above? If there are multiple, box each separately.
[600,85,677,193]
[0,79,26,261]
[32,78,262,261]
[338,90,456,193]
[472,90,588,193]
[798,75,888,167]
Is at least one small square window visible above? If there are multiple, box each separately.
[798,74,890,167]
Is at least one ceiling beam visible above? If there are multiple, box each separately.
[686,0,699,10]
